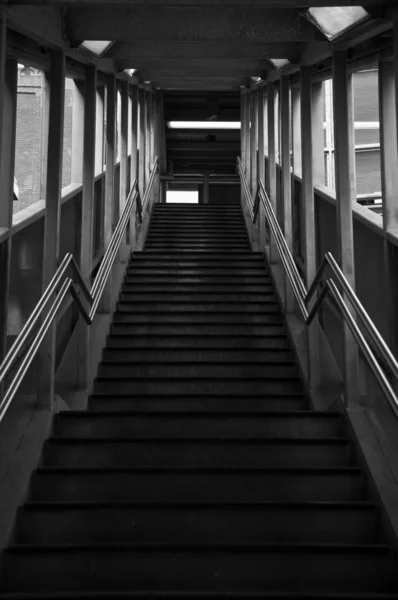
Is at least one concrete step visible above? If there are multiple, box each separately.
[97,362,296,378]
[101,347,294,361]
[52,411,345,439]
[123,277,272,285]
[112,313,284,324]
[92,377,303,395]
[118,292,278,302]
[129,252,265,261]
[3,544,394,593]
[106,334,290,349]
[116,303,281,314]
[41,438,354,468]
[144,247,252,253]
[14,501,380,545]
[28,467,367,503]
[109,323,285,337]
[121,284,274,293]
[88,394,309,413]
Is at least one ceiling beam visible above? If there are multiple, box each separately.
[9,0,396,6]
[65,7,315,43]
[116,58,274,72]
[109,42,301,61]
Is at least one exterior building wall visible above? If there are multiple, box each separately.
[13,68,74,216]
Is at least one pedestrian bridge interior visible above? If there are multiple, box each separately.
[2,0,398,596]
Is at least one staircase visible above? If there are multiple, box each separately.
[1,202,397,597]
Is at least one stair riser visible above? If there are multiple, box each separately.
[14,506,379,545]
[121,285,273,293]
[29,471,366,503]
[123,278,272,285]
[93,379,303,395]
[3,548,393,593]
[97,364,297,378]
[41,442,353,468]
[126,270,269,276]
[109,325,285,337]
[116,304,281,314]
[52,415,344,439]
[88,396,309,413]
[106,336,290,349]
[118,294,278,303]
[101,349,294,362]
[112,314,284,325]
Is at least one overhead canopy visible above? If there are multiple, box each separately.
[305,7,369,40]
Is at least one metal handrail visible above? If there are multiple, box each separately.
[0,156,159,420]
[237,159,398,417]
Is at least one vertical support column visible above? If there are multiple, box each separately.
[267,82,277,261]
[291,87,302,177]
[39,49,65,407]
[0,19,16,377]
[138,86,146,203]
[158,90,167,185]
[244,91,250,180]
[312,81,325,187]
[280,76,294,311]
[250,88,258,197]
[145,90,151,205]
[153,90,163,205]
[77,65,96,389]
[300,66,320,391]
[119,79,129,261]
[333,50,358,406]
[203,175,209,205]
[250,88,259,250]
[240,89,246,209]
[379,59,398,356]
[129,85,138,248]
[71,82,84,184]
[102,72,116,313]
[257,85,266,251]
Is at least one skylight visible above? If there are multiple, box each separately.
[269,59,291,70]
[80,41,114,57]
[167,122,241,130]
[306,7,369,41]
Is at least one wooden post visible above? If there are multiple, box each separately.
[77,65,96,389]
[102,72,116,313]
[379,59,398,357]
[300,66,321,392]
[119,80,129,261]
[138,86,146,203]
[333,50,359,406]
[257,85,266,251]
[39,49,65,407]
[267,82,277,261]
[129,84,138,249]
[280,76,294,311]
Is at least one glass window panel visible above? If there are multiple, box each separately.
[307,7,369,40]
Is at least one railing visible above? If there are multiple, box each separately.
[237,157,398,417]
[0,157,159,422]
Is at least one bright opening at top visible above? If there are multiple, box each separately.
[167,122,241,130]
[307,7,369,40]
